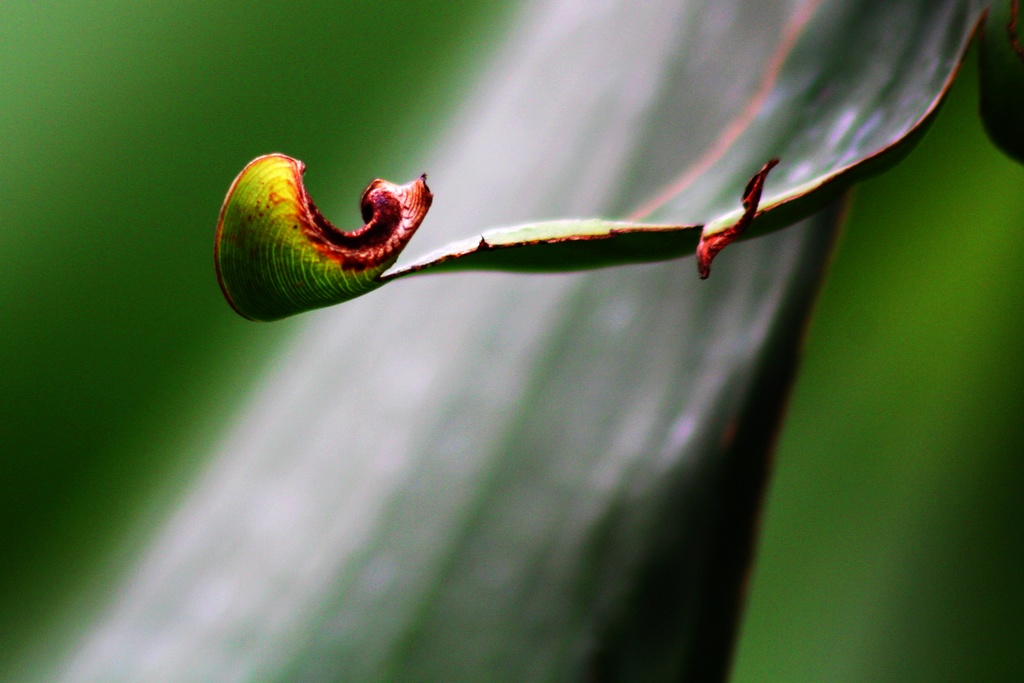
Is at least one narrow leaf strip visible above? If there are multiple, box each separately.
[382,218,701,280]
[385,161,780,282]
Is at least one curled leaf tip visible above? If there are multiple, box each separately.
[697,158,779,280]
[214,154,432,321]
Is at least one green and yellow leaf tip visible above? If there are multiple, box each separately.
[215,154,432,321]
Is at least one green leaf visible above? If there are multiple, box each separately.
[214,0,989,320]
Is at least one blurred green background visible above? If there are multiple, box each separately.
[1,1,1020,680]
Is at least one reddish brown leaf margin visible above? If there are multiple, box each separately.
[696,159,779,279]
